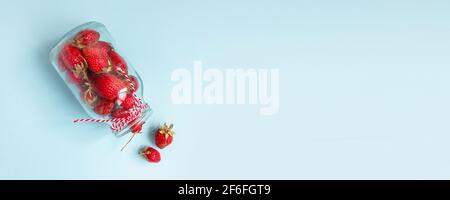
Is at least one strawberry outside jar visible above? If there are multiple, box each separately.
[49,21,152,144]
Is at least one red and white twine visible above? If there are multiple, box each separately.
[73,68,148,133]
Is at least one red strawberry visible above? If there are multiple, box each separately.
[92,73,127,100]
[121,94,136,109]
[80,82,97,106]
[82,90,97,106]
[57,53,67,72]
[74,29,100,47]
[94,99,115,116]
[112,108,131,118]
[141,147,161,163]
[60,44,88,85]
[60,44,86,71]
[66,70,83,85]
[94,41,112,52]
[110,50,128,75]
[128,75,139,91]
[83,41,111,73]
[131,121,144,133]
[155,123,174,149]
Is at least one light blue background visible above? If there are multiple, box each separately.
[1,0,450,179]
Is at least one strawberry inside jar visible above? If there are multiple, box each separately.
[50,22,151,140]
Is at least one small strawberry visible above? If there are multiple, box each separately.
[112,108,131,118]
[141,147,161,163]
[73,29,100,47]
[110,50,128,75]
[94,41,112,52]
[60,44,86,71]
[131,121,144,133]
[57,53,67,72]
[80,82,97,106]
[155,123,174,149]
[60,44,88,85]
[94,99,115,116]
[128,75,139,91]
[92,73,127,100]
[66,70,83,85]
[121,94,136,109]
[82,41,111,73]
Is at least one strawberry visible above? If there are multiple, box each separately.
[57,53,67,72]
[82,90,97,106]
[82,41,111,73]
[66,70,83,85]
[128,75,139,91]
[111,108,130,118]
[94,41,112,52]
[92,73,127,100]
[60,44,86,71]
[110,50,128,75]
[94,99,115,115]
[141,147,161,163]
[155,123,174,149]
[60,44,88,85]
[80,82,97,106]
[73,29,100,47]
[121,94,136,109]
[131,121,144,133]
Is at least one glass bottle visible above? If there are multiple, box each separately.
[49,21,151,137]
